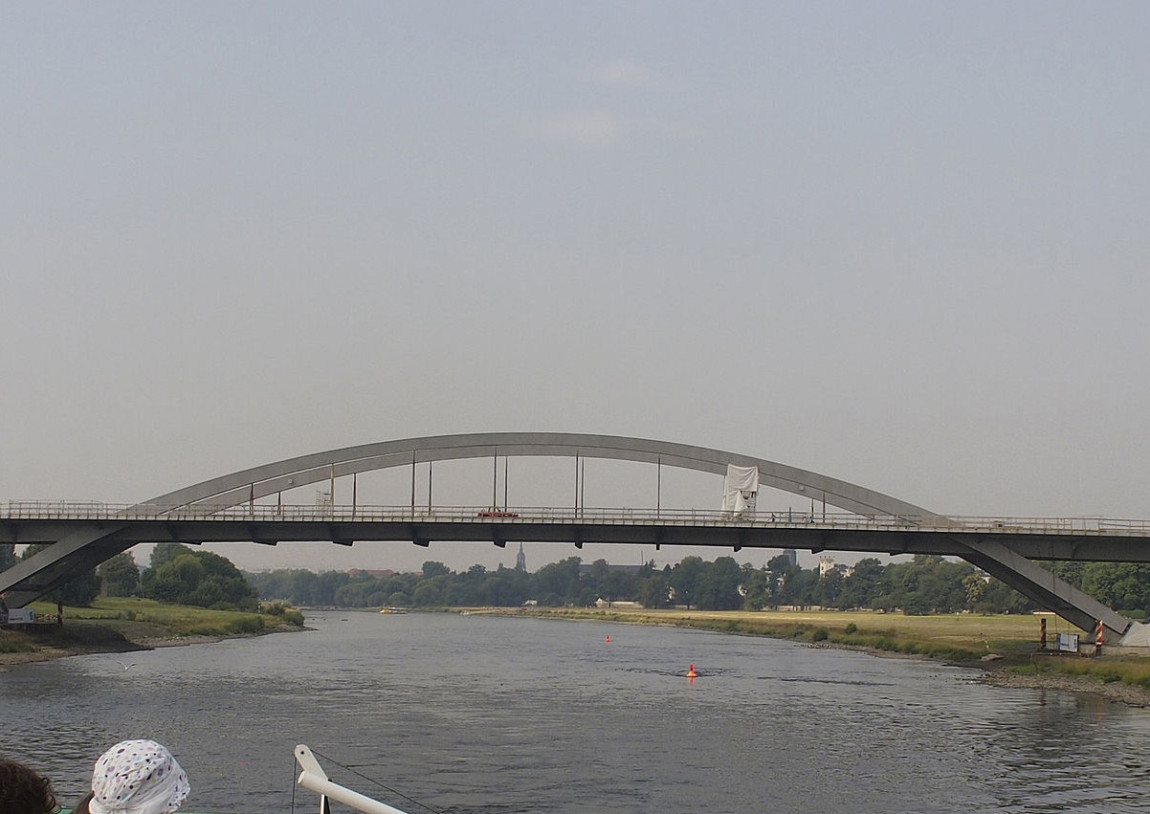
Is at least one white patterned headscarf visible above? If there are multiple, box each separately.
[88,740,190,814]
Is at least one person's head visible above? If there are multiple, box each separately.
[87,741,189,814]
[0,757,58,814]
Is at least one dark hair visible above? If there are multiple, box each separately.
[0,758,58,814]
[71,792,94,814]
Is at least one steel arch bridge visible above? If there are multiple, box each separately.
[142,432,936,516]
[0,432,1139,639]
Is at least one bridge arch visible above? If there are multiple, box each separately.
[142,432,936,519]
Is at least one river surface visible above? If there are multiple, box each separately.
[4,611,1150,813]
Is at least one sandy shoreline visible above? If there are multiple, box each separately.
[976,667,1150,707]
[0,624,300,672]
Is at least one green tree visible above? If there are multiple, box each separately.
[884,556,974,615]
[671,556,705,609]
[837,558,883,610]
[740,564,772,611]
[978,577,1035,614]
[98,552,140,597]
[139,547,257,610]
[637,569,671,609]
[1043,560,1087,588]
[412,575,448,606]
[421,561,451,579]
[289,570,320,604]
[697,556,742,610]
[1080,562,1150,612]
[599,570,632,605]
[150,543,195,569]
[334,579,375,607]
[780,568,818,608]
[814,568,844,608]
[767,555,800,608]
[314,570,352,605]
[962,573,986,610]
[534,557,583,605]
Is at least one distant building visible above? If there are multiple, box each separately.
[818,557,853,578]
[782,549,798,567]
[516,543,527,572]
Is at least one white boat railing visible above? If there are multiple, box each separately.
[295,744,411,814]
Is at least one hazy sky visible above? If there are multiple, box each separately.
[3,2,1148,573]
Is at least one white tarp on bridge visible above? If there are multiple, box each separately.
[721,465,759,518]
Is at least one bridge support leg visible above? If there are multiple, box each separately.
[0,526,132,607]
[960,536,1130,640]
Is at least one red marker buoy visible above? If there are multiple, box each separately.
[686,664,698,678]
[605,635,611,643]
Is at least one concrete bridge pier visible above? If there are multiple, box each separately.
[959,536,1130,641]
[0,525,132,608]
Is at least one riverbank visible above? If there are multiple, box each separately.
[979,665,1150,707]
[0,597,305,671]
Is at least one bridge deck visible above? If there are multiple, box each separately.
[4,503,1150,561]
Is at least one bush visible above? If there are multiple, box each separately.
[812,628,829,642]
[226,616,265,635]
[0,636,35,654]
[844,622,858,634]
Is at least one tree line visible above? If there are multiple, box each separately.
[5,541,1150,620]
[246,553,1150,619]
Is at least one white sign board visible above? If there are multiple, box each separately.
[1057,632,1079,653]
[5,608,34,625]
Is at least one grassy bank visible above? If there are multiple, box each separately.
[507,607,1150,694]
[37,597,273,636]
[512,607,1036,660]
[1,597,303,665]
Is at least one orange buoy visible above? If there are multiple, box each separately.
[686,664,698,678]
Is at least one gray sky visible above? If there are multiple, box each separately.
[3,2,1148,574]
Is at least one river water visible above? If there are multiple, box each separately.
[4,611,1150,814]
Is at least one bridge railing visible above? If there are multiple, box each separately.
[3,501,1150,535]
